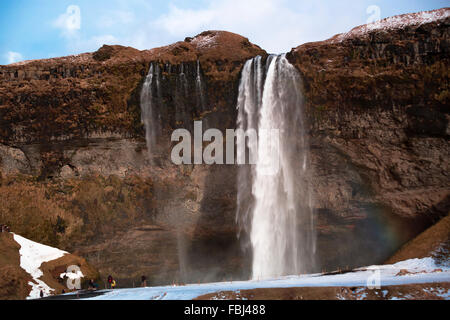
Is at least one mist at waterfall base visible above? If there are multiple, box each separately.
[139,57,428,285]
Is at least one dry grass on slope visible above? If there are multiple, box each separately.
[0,174,155,249]
[385,213,450,264]
[0,233,32,299]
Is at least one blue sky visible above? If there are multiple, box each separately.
[0,0,448,64]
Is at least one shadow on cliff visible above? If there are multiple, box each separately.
[315,204,434,272]
[180,165,252,283]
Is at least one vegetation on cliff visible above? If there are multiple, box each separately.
[0,174,155,249]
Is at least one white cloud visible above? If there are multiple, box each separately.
[155,4,216,35]
[5,51,23,64]
[47,0,374,56]
[52,5,120,53]
[73,34,119,52]
[53,5,81,37]
[97,10,135,28]
[153,0,368,53]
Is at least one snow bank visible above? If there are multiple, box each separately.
[191,33,217,49]
[13,234,68,299]
[334,8,450,42]
[83,256,450,300]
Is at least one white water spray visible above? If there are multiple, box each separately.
[140,63,160,156]
[236,55,315,280]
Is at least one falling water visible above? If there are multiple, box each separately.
[140,63,160,156]
[236,55,316,280]
[195,60,207,111]
[140,60,208,283]
[140,61,207,156]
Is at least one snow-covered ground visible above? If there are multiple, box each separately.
[13,233,68,299]
[10,233,448,300]
[83,257,450,300]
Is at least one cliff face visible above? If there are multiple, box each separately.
[0,31,265,286]
[0,9,449,288]
[0,31,263,143]
[0,31,264,177]
[287,9,449,268]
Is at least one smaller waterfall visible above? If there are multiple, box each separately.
[195,60,207,111]
[179,63,189,97]
[140,63,160,156]
[140,60,208,282]
[140,61,208,156]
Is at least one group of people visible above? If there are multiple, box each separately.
[107,275,116,289]
[0,224,11,233]
[86,275,116,291]
[87,275,148,291]
[88,279,100,291]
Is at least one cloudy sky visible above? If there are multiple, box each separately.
[0,0,447,64]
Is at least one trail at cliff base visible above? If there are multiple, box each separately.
[80,256,449,300]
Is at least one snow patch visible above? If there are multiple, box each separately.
[191,33,218,49]
[424,287,450,299]
[13,233,68,299]
[82,256,450,300]
[334,8,450,42]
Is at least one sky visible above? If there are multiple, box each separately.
[0,0,448,64]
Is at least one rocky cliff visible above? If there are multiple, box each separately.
[0,9,448,288]
[287,8,449,268]
[0,30,266,286]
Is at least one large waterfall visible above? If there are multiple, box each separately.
[236,55,316,280]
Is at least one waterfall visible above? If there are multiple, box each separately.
[236,55,316,280]
[140,60,208,282]
[195,60,207,111]
[140,61,207,156]
[140,63,160,156]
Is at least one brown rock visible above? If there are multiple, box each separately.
[396,269,410,276]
